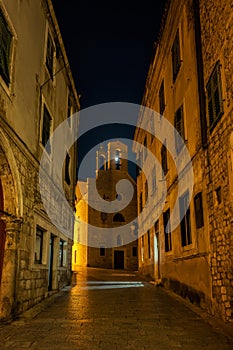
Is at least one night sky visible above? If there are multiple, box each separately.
[51,0,167,178]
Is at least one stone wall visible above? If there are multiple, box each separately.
[0,129,73,320]
[205,113,233,320]
[200,0,233,321]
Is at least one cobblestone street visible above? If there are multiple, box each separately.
[1,268,233,350]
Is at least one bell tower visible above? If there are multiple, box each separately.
[107,141,128,172]
[96,143,107,176]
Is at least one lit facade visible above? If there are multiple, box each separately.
[0,0,80,321]
[73,141,138,271]
[134,0,226,319]
[134,0,233,322]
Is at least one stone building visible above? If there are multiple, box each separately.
[73,141,138,271]
[198,0,233,321]
[0,0,80,321]
[135,0,213,310]
[134,0,233,322]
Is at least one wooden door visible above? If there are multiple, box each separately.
[114,250,124,269]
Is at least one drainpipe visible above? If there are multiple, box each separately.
[193,0,207,148]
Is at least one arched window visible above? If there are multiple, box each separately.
[99,155,106,170]
[117,235,122,246]
[113,213,125,222]
[115,149,121,170]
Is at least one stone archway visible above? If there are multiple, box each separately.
[0,179,6,284]
[0,131,23,321]
[0,130,23,218]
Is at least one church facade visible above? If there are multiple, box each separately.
[73,141,138,271]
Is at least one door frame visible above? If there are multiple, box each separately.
[48,234,55,291]
[113,249,125,269]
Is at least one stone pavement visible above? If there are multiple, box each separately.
[0,267,233,350]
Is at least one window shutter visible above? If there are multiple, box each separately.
[172,30,181,82]
[0,10,12,84]
[161,143,168,175]
[163,209,171,252]
[42,106,51,153]
[179,191,192,246]
[46,33,54,78]
[174,105,184,153]
[159,80,165,115]
[207,61,224,128]
[194,192,204,228]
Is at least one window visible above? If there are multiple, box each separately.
[161,142,168,176]
[35,226,44,264]
[65,153,71,185]
[159,80,165,115]
[215,186,222,205]
[99,155,106,171]
[42,105,52,153]
[100,246,106,257]
[59,240,67,267]
[46,32,55,79]
[145,180,148,204]
[117,235,122,246]
[115,149,121,170]
[141,235,144,261]
[174,105,185,153]
[163,209,172,252]
[179,191,192,246]
[172,30,181,82]
[207,61,223,128]
[147,231,151,259]
[113,213,125,222]
[0,9,12,85]
[67,93,72,126]
[194,192,204,228]
[154,220,159,233]
[101,212,107,222]
[132,246,137,257]
[139,192,143,212]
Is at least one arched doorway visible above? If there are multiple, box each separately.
[0,136,22,320]
[0,179,6,284]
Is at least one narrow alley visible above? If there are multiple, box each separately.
[0,268,233,350]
